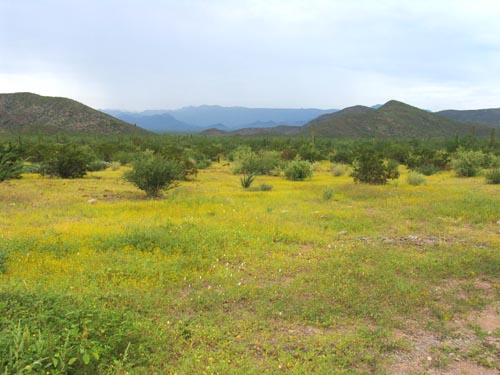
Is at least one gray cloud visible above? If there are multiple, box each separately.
[1,0,499,110]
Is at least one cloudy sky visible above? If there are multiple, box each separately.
[1,0,500,111]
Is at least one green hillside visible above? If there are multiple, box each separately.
[436,108,500,127]
[302,100,494,138]
[0,92,150,135]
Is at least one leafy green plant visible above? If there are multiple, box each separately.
[124,152,183,197]
[322,187,334,201]
[485,168,500,184]
[352,149,395,185]
[232,146,281,176]
[0,145,24,182]
[0,292,144,375]
[240,174,256,188]
[87,160,109,172]
[452,148,485,177]
[40,144,94,178]
[331,164,346,177]
[284,159,313,181]
[407,171,426,186]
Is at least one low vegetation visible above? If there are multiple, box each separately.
[1,133,500,374]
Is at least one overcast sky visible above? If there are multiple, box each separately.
[1,0,500,111]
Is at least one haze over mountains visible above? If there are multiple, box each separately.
[2,92,500,139]
[103,106,338,132]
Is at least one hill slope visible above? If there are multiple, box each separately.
[302,100,493,138]
[0,93,150,135]
[435,108,500,127]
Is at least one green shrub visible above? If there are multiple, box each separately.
[415,165,439,176]
[0,291,145,375]
[322,187,334,201]
[452,148,485,177]
[352,149,395,185]
[407,171,426,186]
[40,145,94,178]
[124,152,183,197]
[87,160,109,172]
[0,145,24,182]
[485,168,500,184]
[232,146,281,175]
[240,174,256,188]
[386,159,400,180]
[331,164,346,177]
[284,159,313,181]
[258,183,273,191]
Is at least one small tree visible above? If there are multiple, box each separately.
[452,148,485,177]
[124,152,183,197]
[0,145,24,182]
[40,144,93,178]
[284,159,313,181]
[352,148,398,184]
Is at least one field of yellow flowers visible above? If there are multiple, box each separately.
[1,163,499,374]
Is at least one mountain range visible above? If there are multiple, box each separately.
[1,92,499,139]
[103,106,338,132]
[200,101,497,138]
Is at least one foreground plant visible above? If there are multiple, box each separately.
[0,145,24,182]
[240,173,256,188]
[124,151,183,197]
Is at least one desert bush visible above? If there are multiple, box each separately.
[110,161,121,171]
[0,291,145,375]
[87,160,109,172]
[405,148,450,175]
[232,146,281,175]
[284,159,313,181]
[386,159,400,180]
[452,148,485,177]
[322,187,334,201]
[240,174,256,188]
[485,168,500,184]
[124,152,183,197]
[0,145,24,182]
[352,149,396,185]
[258,183,273,191]
[331,164,346,176]
[407,171,426,186]
[40,144,94,178]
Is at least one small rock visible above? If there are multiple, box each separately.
[427,356,432,361]
[338,230,348,236]
[496,220,500,226]
[87,199,97,204]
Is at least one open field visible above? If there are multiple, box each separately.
[1,164,500,374]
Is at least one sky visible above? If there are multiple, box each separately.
[1,0,500,111]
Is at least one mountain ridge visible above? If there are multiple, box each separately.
[0,92,150,135]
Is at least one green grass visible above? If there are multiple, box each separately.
[1,164,499,374]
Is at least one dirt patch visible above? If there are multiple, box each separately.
[386,279,500,374]
[428,361,498,375]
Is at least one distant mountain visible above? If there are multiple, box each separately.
[306,105,374,127]
[435,108,500,127]
[103,106,338,132]
[0,93,150,135]
[301,100,494,138]
[107,112,201,132]
[205,100,495,139]
[166,105,338,128]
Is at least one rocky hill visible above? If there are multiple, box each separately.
[0,93,150,135]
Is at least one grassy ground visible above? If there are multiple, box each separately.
[1,163,499,374]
